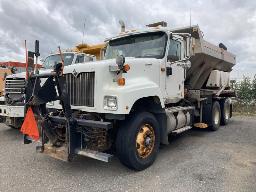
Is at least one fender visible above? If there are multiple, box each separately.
[104,78,165,114]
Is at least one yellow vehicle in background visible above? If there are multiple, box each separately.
[0,67,12,96]
[73,43,106,60]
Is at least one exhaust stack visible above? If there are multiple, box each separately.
[119,20,125,32]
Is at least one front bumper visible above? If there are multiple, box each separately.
[0,105,24,118]
[49,116,113,129]
[38,116,113,162]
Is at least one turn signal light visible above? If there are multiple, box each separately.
[117,77,125,86]
[123,64,130,72]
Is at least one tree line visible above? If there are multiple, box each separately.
[231,75,256,104]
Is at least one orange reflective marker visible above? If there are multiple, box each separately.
[117,77,125,86]
[21,107,39,141]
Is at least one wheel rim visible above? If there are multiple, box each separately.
[136,124,155,159]
[214,108,220,125]
[224,103,230,120]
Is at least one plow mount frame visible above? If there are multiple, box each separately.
[24,69,112,162]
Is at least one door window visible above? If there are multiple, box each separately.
[167,39,181,62]
[84,56,94,62]
[75,55,85,63]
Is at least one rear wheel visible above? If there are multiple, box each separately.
[220,99,231,125]
[116,112,160,171]
[209,101,221,131]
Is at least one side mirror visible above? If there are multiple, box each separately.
[35,40,40,57]
[116,55,125,70]
[186,36,193,57]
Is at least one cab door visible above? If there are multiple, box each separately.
[165,37,185,103]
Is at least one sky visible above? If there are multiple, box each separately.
[0,0,255,79]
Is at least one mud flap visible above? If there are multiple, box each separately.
[202,96,213,126]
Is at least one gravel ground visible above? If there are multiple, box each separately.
[0,116,256,192]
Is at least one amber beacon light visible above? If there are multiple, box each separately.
[123,64,130,72]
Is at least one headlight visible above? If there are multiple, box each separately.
[104,96,117,111]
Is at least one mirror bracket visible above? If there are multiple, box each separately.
[116,55,125,70]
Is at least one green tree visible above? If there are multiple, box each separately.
[252,75,256,102]
[237,76,253,104]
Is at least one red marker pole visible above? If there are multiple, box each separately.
[23,40,33,144]
[25,40,28,80]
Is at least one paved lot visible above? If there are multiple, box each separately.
[0,116,256,192]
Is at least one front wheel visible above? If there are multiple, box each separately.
[116,112,160,171]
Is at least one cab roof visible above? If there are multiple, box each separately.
[105,25,200,42]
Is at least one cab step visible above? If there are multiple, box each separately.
[75,149,113,163]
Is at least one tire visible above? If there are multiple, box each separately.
[220,99,231,125]
[116,112,160,171]
[209,101,221,131]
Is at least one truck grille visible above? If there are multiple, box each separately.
[5,77,26,94]
[65,72,95,107]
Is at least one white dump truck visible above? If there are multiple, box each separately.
[0,52,96,128]
[23,24,236,171]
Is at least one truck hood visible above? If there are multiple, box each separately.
[60,57,163,114]
[6,72,26,79]
[64,57,161,74]
[6,69,53,79]
[6,57,159,79]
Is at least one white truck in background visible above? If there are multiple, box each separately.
[0,52,96,128]
[23,23,236,171]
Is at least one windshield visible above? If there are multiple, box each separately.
[43,53,75,69]
[105,32,167,59]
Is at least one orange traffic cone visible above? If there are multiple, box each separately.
[21,107,39,141]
